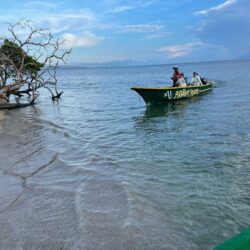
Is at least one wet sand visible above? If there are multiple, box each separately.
[0,111,6,133]
[0,111,6,120]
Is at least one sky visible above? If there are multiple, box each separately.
[0,0,249,65]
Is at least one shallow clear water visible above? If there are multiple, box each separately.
[0,60,250,249]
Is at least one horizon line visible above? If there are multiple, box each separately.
[61,58,250,69]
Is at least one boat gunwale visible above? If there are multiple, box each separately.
[131,82,213,91]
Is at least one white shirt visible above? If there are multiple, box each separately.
[176,77,187,87]
[191,75,202,86]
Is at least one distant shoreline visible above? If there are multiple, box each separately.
[59,58,250,69]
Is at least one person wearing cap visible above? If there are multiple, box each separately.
[171,66,182,87]
[190,72,202,86]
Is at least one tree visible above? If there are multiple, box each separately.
[0,39,44,89]
[0,20,71,105]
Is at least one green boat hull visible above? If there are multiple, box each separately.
[131,82,213,105]
[213,228,250,250]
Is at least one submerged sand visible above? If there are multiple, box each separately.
[0,111,6,120]
[0,111,6,133]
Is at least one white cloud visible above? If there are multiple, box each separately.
[140,0,159,8]
[195,0,237,15]
[158,42,218,58]
[111,6,134,13]
[196,0,250,59]
[62,31,104,48]
[120,24,164,33]
[24,1,58,9]
[0,8,99,34]
[99,0,158,13]
[33,10,98,34]
[144,32,170,40]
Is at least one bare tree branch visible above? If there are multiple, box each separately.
[0,20,71,105]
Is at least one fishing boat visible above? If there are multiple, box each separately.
[131,82,213,105]
[213,227,250,250]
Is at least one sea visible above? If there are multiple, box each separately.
[0,60,250,250]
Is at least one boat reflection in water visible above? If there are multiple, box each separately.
[133,98,200,134]
[143,99,191,118]
[142,95,203,119]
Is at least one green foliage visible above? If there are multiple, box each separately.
[0,39,43,83]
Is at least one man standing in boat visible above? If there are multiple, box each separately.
[171,66,182,87]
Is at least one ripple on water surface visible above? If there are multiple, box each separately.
[0,61,250,249]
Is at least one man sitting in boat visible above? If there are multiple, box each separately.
[190,72,202,86]
[176,73,187,87]
[171,66,182,87]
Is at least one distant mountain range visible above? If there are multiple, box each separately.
[62,59,154,68]
[58,58,250,69]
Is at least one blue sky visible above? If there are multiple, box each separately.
[0,0,248,64]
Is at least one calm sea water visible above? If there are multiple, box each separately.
[0,60,250,250]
